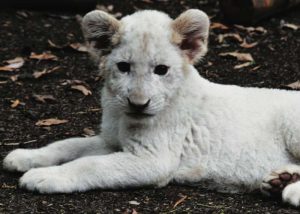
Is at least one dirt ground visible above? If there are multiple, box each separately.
[1,0,300,213]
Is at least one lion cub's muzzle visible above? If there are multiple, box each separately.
[126,98,154,118]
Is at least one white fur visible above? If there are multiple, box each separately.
[3,9,300,206]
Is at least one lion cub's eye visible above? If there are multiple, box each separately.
[154,65,169,76]
[117,62,130,73]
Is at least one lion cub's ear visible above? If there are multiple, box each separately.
[172,9,210,64]
[82,10,121,56]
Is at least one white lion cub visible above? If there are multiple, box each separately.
[3,9,300,206]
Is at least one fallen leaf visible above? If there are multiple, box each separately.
[89,108,101,112]
[210,22,229,30]
[83,128,95,137]
[1,183,17,189]
[286,81,300,90]
[240,40,258,48]
[11,99,20,108]
[48,39,64,49]
[60,79,85,86]
[217,33,243,43]
[71,85,92,96]
[142,0,153,3]
[280,21,299,30]
[36,118,68,126]
[128,200,140,205]
[33,94,56,103]
[219,52,254,62]
[69,43,88,52]
[132,209,138,214]
[10,75,19,81]
[251,65,261,71]
[234,62,253,69]
[0,57,24,71]
[16,11,28,18]
[48,40,88,53]
[234,25,267,34]
[173,195,187,208]
[30,52,58,61]
[33,66,61,79]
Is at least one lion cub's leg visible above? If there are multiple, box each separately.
[261,164,300,206]
[3,135,114,172]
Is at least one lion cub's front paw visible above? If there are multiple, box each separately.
[20,167,75,193]
[3,149,44,172]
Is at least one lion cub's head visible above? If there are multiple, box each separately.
[82,9,209,119]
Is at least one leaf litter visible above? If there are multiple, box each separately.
[33,66,61,79]
[234,25,267,34]
[234,62,254,69]
[217,33,243,43]
[48,39,88,53]
[83,128,95,137]
[286,81,300,90]
[219,52,254,62]
[280,20,299,31]
[173,195,188,208]
[210,22,229,30]
[240,40,258,49]
[71,85,92,96]
[33,94,56,103]
[0,57,24,71]
[30,52,58,61]
[10,99,20,108]
[35,118,68,126]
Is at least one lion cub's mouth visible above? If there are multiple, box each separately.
[125,112,155,119]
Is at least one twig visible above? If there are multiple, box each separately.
[3,139,37,146]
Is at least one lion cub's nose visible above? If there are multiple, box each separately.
[127,98,150,112]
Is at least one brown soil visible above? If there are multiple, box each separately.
[1,0,300,213]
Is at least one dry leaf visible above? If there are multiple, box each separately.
[210,22,229,30]
[11,99,20,108]
[281,21,299,30]
[234,25,267,34]
[1,183,17,189]
[89,108,101,112]
[83,128,95,137]
[0,57,24,71]
[60,79,85,86]
[131,209,138,214]
[142,0,153,3]
[36,118,68,126]
[10,75,19,81]
[219,52,254,62]
[234,62,253,69]
[30,52,58,61]
[218,33,243,43]
[33,66,60,79]
[33,94,56,103]
[173,195,187,208]
[251,65,261,71]
[69,43,88,52]
[71,85,92,96]
[48,39,64,49]
[240,40,258,48]
[128,200,140,205]
[286,81,300,90]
